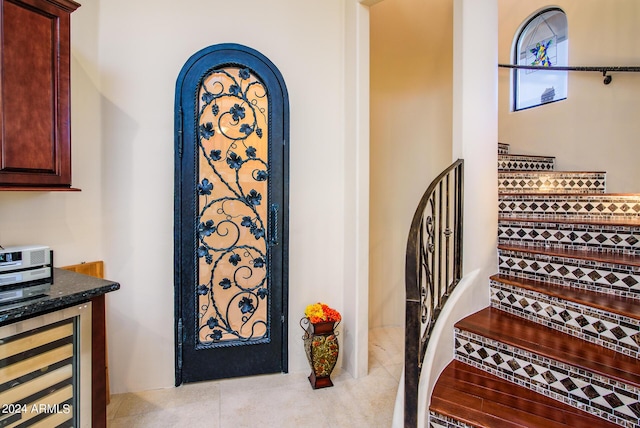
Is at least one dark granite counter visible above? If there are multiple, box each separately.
[0,268,120,326]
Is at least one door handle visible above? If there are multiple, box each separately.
[269,204,279,247]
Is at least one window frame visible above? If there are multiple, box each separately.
[513,7,568,111]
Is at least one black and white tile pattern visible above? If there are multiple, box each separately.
[498,220,640,255]
[455,329,640,427]
[490,279,640,358]
[499,172,606,193]
[429,412,474,428]
[499,194,640,220]
[498,154,555,171]
[498,142,510,155]
[432,146,640,427]
[498,248,640,299]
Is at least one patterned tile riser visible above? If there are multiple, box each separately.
[498,221,640,255]
[499,172,607,194]
[498,155,555,172]
[499,195,640,220]
[498,143,510,155]
[490,280,640,359]
[455,329,640,427]
[498,249,640,299]
[429,412,475,428]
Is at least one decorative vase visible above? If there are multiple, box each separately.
[301,318,339,389]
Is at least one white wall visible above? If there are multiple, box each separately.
[0,0,367,394]
[391,1,498,424]
[100,0,364,393]
[454,0,498,280]
[0,0,103,266]
[342,1,371,379]
[499,0,640,192]
[369,0,454,328]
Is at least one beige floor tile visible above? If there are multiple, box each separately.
[369,327,404,369]
[108,400,221,428]
[325,364,399,426]
[384,362,404,382]
[219,383,332,428]
[113,381,220,418]
[217,371,309,396]
[106,393,124,420]
[107,327,402,428]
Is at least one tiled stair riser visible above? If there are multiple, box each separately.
[498,249,640,299]
[431,146,640,427]
[499,195,640,220]
[490,280,640,359]
[498,155,555,172]
[455,329,640,427]
[499,172,606,194]
[429,412,474,428]
[498,221,640,255]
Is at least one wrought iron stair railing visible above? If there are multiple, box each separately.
[404,159,464,428]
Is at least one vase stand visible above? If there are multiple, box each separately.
[308,372,334,389]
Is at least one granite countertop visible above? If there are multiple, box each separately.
[0,268,120,325]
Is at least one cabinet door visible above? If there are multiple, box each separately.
[0,0,79,188]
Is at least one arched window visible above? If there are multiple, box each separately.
[514,8,568,110]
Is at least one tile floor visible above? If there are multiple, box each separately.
[107,326,403,428]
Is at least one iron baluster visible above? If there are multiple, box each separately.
[444,173,451,298]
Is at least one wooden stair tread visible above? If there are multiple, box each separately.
[498,242,640,267]
[431,361,621,428]
[499,215,640,227]
[431,145,640,426]
[456,307,640,387]
[491,273,640,320]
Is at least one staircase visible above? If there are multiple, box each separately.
[429,143,640,427]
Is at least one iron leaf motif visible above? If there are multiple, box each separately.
[196,66,270,345]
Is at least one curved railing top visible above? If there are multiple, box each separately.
[405,159,464,302]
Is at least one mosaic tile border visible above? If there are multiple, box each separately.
[498,155,555,172]
[498,143,510,155]
[429,411,474,428]
[498,249,640,299]
[498,220,640,255]
[490,279,640,358]
[499,172,606,194]
[455,329,640,427]
[499,194,640,220]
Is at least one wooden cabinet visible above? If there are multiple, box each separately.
[0,0,80,189]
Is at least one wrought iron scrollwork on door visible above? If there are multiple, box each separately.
[195,66,271,348]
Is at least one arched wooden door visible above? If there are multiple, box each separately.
[174,44,289,384]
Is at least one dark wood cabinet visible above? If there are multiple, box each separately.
[0,0,80,189]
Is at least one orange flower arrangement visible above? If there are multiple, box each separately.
[304,302,342,324]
